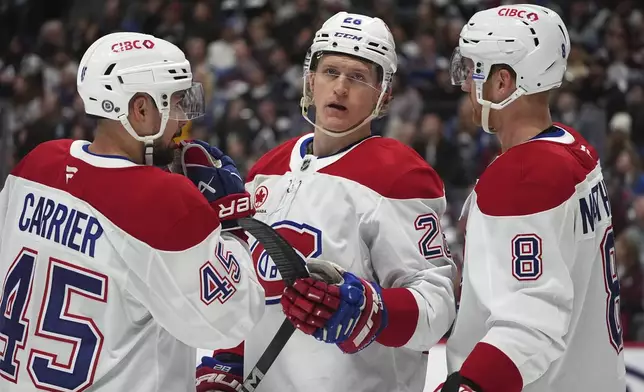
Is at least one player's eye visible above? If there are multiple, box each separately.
[349,72,367,82]
[324,68,341,77]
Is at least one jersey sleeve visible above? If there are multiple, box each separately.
[458,150,581,392]
[116,194,266,350]
[364,167,457,351]
[460,204,575,391]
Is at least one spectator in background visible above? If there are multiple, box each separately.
[615,145,644,196]
[616,234,644,341]
[627,82,644,152]
[154,1,185,46]
[386,72,423,127]
[552,88,608,161]
[412,112,467,190]
[445,96,498,186]
[624,195,644,263]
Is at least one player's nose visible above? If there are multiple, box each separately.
[332,76,350,96]
[178,118,188,128]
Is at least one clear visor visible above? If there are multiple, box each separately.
[449,47,475,86]
[168,82,206,120]
[305,67,382,93]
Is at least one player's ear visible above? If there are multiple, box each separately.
[308,72,315,94]
[128,93,148,123]
[127,93,159,136]
[498,68,515,95]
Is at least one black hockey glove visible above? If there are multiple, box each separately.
[434,371,482,392]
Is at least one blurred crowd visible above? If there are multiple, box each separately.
[2,0,644,341]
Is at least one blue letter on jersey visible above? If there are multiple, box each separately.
[579,180,611,235]
[511,234,543,281]
[18,193,104,258]
[0,249,37,382]
[414,213,448,260]
[601,227,623,354]
[28,259,108,391]
[200,262,236,305]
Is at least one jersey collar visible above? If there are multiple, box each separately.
[70,140,139,168]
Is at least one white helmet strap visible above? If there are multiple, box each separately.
[474,82,527,134]
[118,108,171,165]
[144,141,155,166]
[481,100,493,134]
[304,109,373,138]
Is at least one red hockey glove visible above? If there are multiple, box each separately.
[196,352,244,392]
[280,259,388,354]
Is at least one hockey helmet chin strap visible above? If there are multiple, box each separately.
[119,108,171,166]
[143,141,154,166]
[302,105,375,139]
[475,81,526,134]
[481,100,494,134]
[300,93,387,139]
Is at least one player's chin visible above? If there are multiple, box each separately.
[319,115,357,133]
[152,140,178,166]
[320,121,352,134]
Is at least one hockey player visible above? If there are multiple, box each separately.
[0,32,265,391]
[195,11,457,392]
[435,4,626,392]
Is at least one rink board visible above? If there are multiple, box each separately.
[197,343,644,391]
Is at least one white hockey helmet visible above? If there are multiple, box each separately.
[449,4,570,133]
[77,32,205,164]
[301,11,398,138]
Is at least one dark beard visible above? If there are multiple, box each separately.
[149,139,176,166]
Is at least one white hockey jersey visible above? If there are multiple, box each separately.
[242,133,457,392]
[0,140,265,391]
[446,125,626,392]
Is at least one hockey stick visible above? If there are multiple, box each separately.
[237,217,309,392]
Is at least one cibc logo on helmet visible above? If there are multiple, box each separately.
[111,39,155,53]
[497,7,539,22]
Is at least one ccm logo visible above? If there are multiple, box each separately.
[219,195,252,220]
[497,8,539,22]
[334,32,363,41]
[111,39,155,53]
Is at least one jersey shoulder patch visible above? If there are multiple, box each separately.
[246,136,301,182]
[476,130,598,217]
[320,137,445,200]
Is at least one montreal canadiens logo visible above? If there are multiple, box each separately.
[255,185,268,209]
[250,221,322,304]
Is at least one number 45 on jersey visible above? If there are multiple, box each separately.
[0,247,108,391]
